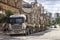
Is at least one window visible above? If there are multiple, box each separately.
[10,17,24,24]
[0,6,2,10]
[16,19,23,24]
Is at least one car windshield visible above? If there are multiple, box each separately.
[10,17,24,24]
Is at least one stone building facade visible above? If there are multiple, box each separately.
[0,0,22,14]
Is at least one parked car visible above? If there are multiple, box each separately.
[54,25,57,28]
[50,25,54,28]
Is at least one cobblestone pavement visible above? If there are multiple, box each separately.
[0,28,60,40]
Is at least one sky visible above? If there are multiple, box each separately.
[23,0,60,13]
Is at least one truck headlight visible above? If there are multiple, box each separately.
[22,23,26,29]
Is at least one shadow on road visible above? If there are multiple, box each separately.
[0,29,53,40]
[0,29,53,37]
[9,29,52,37]
[27,29,52,36]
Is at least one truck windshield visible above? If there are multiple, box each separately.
[10,17,24,24]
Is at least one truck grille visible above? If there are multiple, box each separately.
[11,24,22,30]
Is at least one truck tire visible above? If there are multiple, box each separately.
[25,27,30,35]
[35,26,39,33]
[40,26,43,31]
[29,27,33,34]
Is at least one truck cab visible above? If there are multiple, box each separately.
[6,14,27,34]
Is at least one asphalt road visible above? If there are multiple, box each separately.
[0,28,60,40]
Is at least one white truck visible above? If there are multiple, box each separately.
[4,14,28,35]
[3,14,40,35]
[2,4,47,35]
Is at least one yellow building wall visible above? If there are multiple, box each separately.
[0,3,20,14]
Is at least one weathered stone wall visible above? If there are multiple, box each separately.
[0,0,22,14]
[0,3,20,14]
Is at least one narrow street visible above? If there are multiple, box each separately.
[0,0,60,40]
[0,28,60,40]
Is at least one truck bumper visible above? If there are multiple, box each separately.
[5,30,26,35]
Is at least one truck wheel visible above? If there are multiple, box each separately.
[40,26,43,31]
[29,29,33,34]
[25,28,30,35]
[35,26,39,33]
[38,27,41,32]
